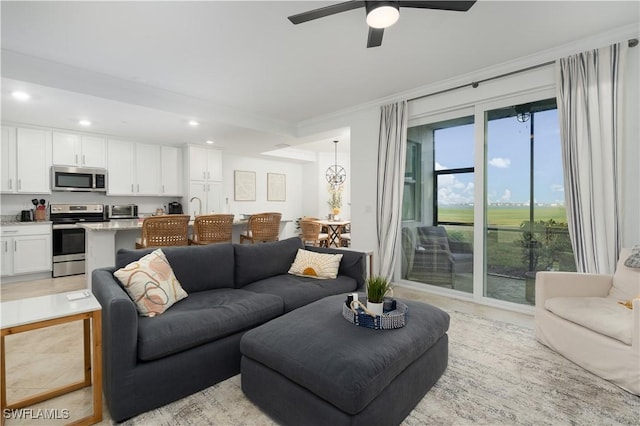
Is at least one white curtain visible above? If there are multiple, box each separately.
[556,42,627,274]
[376,101,408,281]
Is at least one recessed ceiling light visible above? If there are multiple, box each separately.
[188,120,199,126]
[206,140,214,144]
[78,120,92,126]
[11,91,31,101]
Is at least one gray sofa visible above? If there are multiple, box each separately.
[92,237,367,422]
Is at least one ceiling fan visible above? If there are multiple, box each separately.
[288,1,476,48]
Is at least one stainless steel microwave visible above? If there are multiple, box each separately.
[51,166,108,192]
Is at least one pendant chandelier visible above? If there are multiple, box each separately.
[325,140,346,189]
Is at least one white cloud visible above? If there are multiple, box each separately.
[500,189,511,202]
[437,175,474,205]
[551,184,564,192]
[488,157,511,168]
[435,162,446,171]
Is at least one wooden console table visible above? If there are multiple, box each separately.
[1,291,102,426]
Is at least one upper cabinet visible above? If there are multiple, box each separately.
[188,146,222,182]
[161,146,182,196]
[52,132,106,168]
[107,139,182,196]
[1,126,51,194]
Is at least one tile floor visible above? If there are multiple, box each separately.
[0,274,533,425]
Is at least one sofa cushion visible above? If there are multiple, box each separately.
[243,273,358,312]
[234,237,304,288]
[288,249,343,279]
[624,245,640,268]
[609,248,640,301]
[137,288,284,361]
[117,243,235,293]
[545,297,632,345]
[114,248,188,317]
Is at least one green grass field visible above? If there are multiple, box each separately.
[433,205,575,276]
[438,205,569,227]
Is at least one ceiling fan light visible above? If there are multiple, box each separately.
[366,4,399,29]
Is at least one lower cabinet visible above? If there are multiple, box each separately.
[1,224,52,277]
[187,181,222,217]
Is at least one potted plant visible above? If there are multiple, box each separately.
[366,275,392,316]
[327,184,343,219]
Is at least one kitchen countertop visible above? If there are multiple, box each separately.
[78,218,254,232]
[1,221,52,226]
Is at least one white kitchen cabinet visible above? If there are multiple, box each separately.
[161,146,182,196]
[135,143,161,195]
[2,127,52,194]
[188,146,222,182]
[108,140,180,196]
[186,145,222,217]
[52,132,106,168]
[107,139,135,195]
[188,181,222,217]
[1,224,52,277]
[1,126,17,192]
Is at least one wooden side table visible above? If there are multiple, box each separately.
[1,291,102,426]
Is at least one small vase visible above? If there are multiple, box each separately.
[367,301,384,316]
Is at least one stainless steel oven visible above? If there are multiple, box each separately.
[50,204,106,277]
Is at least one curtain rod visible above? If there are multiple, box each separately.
[408,38,638,103]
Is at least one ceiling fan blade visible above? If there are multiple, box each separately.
[398,1,476,12]
[288,1,365,24]
[367,27,384,48]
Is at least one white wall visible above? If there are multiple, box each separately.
[219,153,304,239]
[298,32,640,272]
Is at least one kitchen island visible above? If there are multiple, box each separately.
[78,218,292,288]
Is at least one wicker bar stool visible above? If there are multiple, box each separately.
[240,212,282,244]
[299,219,329,247]
[135,215,190,248]
[189,214,234,245]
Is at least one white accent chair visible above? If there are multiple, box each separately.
[535,248,639,395]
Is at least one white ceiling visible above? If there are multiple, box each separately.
[1,1,639,157]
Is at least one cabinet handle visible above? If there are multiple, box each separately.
[137,184,140,192]
[203,171,206,179]
[8,178,12,189]
[131,184,134,193]
[14,240,17,252]
[82,154,86,165]
[4,241,7,252]
[207,171,211,179]
[17,179,21,190]
[75,154,79,164]
[162,184,165,193]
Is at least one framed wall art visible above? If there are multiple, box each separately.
[267,173,286,201]
[234,170,256,201]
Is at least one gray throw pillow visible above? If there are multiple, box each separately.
[624,245,640,268]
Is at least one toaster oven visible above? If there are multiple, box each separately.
[108,204,138,219]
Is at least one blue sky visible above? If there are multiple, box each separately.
[435,109,564,205]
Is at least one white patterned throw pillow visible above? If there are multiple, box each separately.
[624,245,640,268]
[288,249,343,279]
[114,248,188,317]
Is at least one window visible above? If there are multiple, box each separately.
[401,97,575,306]
[401,115,474,293]
[402,141,421,221]
[484,98,575,304]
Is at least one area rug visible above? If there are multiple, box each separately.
[120,311,639,425]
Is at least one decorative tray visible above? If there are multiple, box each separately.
[342,297,408,330]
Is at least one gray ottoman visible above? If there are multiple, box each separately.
[240,294,450,426]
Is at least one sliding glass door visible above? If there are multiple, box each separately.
[484,98,575,305]
[401,96,576,307]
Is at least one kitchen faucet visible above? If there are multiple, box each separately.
[189,196,202,216]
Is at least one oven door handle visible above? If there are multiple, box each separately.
[52,224,82,230]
